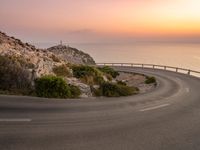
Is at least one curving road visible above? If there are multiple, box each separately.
[0,67,200,150]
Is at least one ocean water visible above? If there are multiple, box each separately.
[36,42,200,72]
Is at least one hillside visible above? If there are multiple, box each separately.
[48,45,95,65]
[0,31,95,78]
[0,31,98,97]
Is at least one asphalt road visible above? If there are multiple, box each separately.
[0,67,200,150]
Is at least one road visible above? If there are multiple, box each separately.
[0,67,200,150]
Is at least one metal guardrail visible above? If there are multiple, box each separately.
[96,63,200,78]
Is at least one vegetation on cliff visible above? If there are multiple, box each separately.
[71,65,140,97]
[71,65,104,85]
[93,82,139,97]
[35,75,80,98]
[53,64,71,77]
[0,55,32,95]
[98,66,119,78]
[145,76,156,84]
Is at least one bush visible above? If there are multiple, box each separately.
[34,75,80,98]
[5,56,35,69]
[72,65,101,78]
[0,55,31,93]
[53,65,71,77]
[69,84,81,98]
[98,66,119,78]
[35,75,71,98]
[145,76,156,84]
[72,65,104,85]
[97,82,138,97]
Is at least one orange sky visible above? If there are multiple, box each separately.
[0,0,200,43]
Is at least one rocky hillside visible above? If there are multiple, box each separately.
[0,31,95,78]
[0,31,98,97]
[48,45,95,65]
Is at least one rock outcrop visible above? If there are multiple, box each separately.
[65,77,93,98]
[47,45,95,65]
[0,31,61,78]
[0,31,95,77]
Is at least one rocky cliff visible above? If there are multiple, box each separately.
[47,45,95,65]
[0,31,95,78]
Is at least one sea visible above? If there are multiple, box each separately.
[35,42,200,72]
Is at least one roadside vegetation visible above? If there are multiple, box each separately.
[40,65,139,98]
[145,76,156,84]
[0,55,32,95]
[98,66,119,78]
[53,64,71,77]
[93,82,139,97]
[35,75,80,98]
[0,55,156,98]
[71,65,104,85]
[72,65,139,97]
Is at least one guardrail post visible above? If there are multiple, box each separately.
[164,66,166,70]
[188,70,191,75]
[142,64,144,68]
[176,68,178,72]
[153,65,155,69]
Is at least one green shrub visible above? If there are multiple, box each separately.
[0,55,31,93]
[72,65,101,78]
[72,65,104,85]
[53,65,71,77]
[97,82,138,97]
[34,75,71,98]
[34,75,81,98]
[98,66,119,78]
[105,74,113,81]
[69,84,81,98]
[145,76,156,84]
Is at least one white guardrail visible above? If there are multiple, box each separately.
[96,63,200,78]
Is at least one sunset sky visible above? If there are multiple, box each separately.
[1,0,200,43]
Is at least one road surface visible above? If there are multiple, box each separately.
[0,67,200,150]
